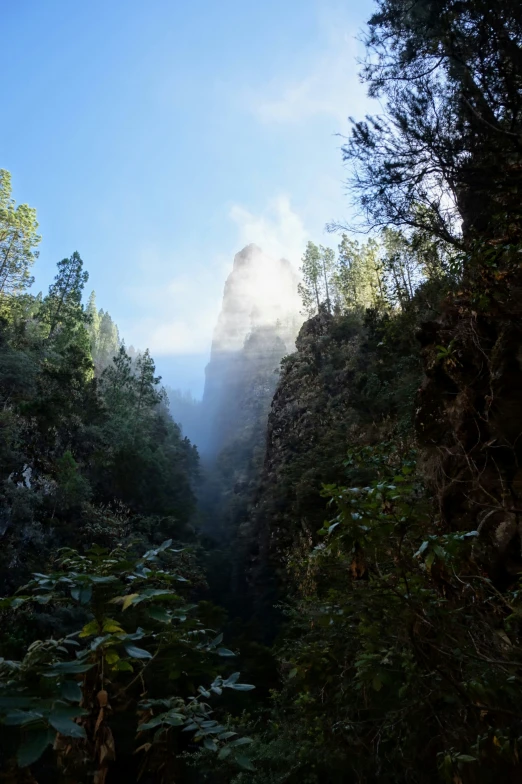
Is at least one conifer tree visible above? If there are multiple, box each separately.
[90,308,120,373]
[133,348,165,438]
[343,0,522,246]
[333,235,383,312]
[319,246,335,313]
[298,242,322,316]
[0,170,41,297]
[381,229,422,306]
[44,252,89,340]
[100,344,134,409]
[86,290,101,354]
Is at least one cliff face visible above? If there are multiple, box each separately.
[196,244,302,551]
[209,243,300,354]
[245,300,428,630]
[245,257,522,617]
[248,312,363,596]
[201,244,301,457]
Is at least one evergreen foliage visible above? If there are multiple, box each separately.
[342,0,522,244]
[86,292,120,374]
[0,170,41,297]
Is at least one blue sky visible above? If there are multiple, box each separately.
[2,0,376,395]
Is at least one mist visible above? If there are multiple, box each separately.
[166,243,303,456]
[211,243,302,353]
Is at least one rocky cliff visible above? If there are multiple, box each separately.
[201,244,301,457]
[245,292,438,631]
[196,244,302,551]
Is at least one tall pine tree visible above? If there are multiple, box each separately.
[0,170,40,298]
[43,252,89,340]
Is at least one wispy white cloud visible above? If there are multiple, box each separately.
[121,12,375,361]
[121,197,309,356]
[127,312,219,356]
[248,22,374,126]
[229,195,308,266]
[121,256,228,356]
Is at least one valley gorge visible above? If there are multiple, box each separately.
[2,2,522,782]
[4,200,522,784]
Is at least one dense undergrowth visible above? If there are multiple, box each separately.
[0,200,256,780]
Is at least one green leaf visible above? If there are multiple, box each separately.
[217,648,236,657]
[124,644,153,659]
[122,593,140,610]
[3,710,44,726]
[102,619,125,633]
[10,597,29,609]
[90,635,111,651]
[70,586,92,604]
[60,681,82,703]
[123,627,146,641]
[164,714,185,727]
[34,594,52,604]
[229,737,253,747]
[48,661,94,675]
[204,737,218,751]
[112,660,133,672]
[223,672,240,686]
[142,539,172,560]
[226,683,255,691]
[236,755,256,771]
[104,649,120,665]
[456,755,477,763]
[79,619,99,638]
[17,727,54,767]
[139,716,165,731]
[132,588,176,605]
[148,607,171,623]
[48,708,87,738]
[218,745,232,760]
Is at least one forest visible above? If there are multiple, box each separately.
[1,1,522,782]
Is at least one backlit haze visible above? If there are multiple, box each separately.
[2,0,376,395]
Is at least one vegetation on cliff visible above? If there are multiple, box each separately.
[217,2,522,781]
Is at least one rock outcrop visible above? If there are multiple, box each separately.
[201,244,301,457]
